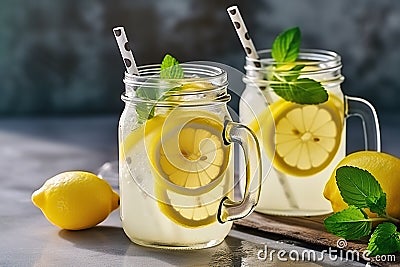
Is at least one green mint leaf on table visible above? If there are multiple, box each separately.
[272,27,301,62]
[324,206,372,240]
[160,54,184,79]
[367,222,400,256]
[336,166,387,216]
[270,27,328,104]
[135,54,183,122]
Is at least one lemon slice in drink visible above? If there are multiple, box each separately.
[180,81,215,91]
[120,115,166,158]
[148,110,231,227]
[251,94,343,177]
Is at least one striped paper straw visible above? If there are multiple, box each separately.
[113,26,139,75]
[227,6,299,209]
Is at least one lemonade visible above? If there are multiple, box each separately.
[242,86,345,215]
[119,110,233,248]
[240,49,380,216]
[119,62,262,249]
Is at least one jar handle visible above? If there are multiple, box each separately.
[346,96,381,151]
[218,121,262,223]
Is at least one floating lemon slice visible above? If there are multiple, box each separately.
[180,81,215,91]
[120,115,166,159]
[158,124,226,189]
[147,110,231,227]
[165,81,215,102]
[250,94,343,177]
[121,109,232,228]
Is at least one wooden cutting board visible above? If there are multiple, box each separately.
[234,212,400,266]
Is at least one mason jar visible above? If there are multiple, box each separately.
[240,49,381,216]
[119,63,262,249]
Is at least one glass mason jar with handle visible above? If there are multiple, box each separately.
[119,63,262,249]
[240,49,380,216]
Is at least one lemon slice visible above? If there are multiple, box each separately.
[155,177,229,227]
[250,94,344,177]
[120,106,232,227]
[120,115,166,159]
[157,118,227,189]
[180,81,215,91]
[147,110,231,227]
[165,81,215,102]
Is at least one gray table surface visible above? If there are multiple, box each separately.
[0,115,398,267]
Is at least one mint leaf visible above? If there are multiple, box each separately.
[160,54,184,79]
[270,77,328,104]
[284,64,305,81]
[324,206,372,240]
[272,27,301,62]
[135,54,183,122]
[336,166,387,216]
[135,86,162,123]
[135,102,155,123]
[367,222,400,256]
[135,85,182,123]
[269,27,328,105]
[136,86,162,100]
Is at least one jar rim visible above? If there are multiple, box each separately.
[244,48,344,87]
[122,62,230,106]
[121,93,231,107]
[124,63,228,85]
[246,48,341,67]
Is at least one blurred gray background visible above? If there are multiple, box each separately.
[0,0,399,158]
[1,0,400,116]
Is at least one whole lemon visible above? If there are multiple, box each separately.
[324,151,400,219]
[32,171,119,230]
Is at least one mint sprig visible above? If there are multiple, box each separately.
[324,166,400,256]
[269,27,328,105]
[271,77,328,105]
[135,87,159,122]
[272,27,301,62]
[135,54,183,122]
[160,54,184,79]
